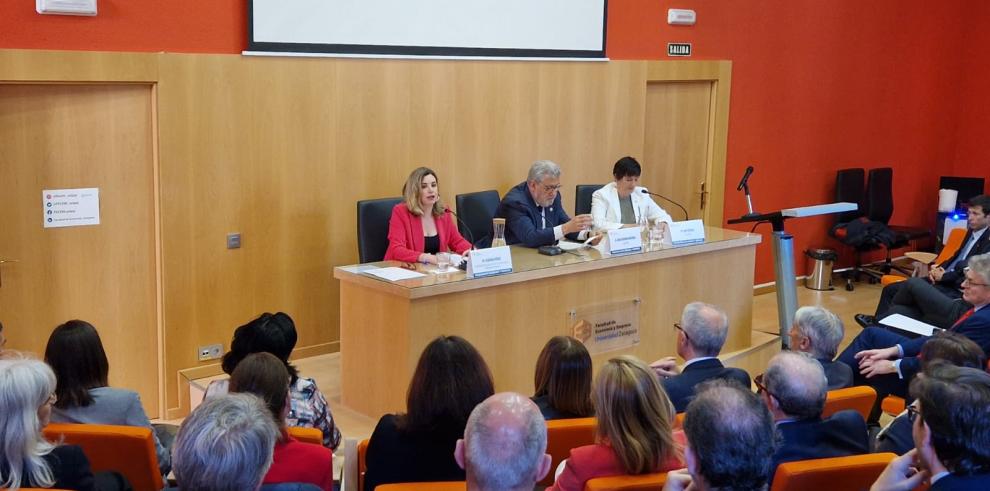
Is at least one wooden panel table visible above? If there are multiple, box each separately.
[334,227,761,418]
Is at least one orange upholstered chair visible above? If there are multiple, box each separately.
[541,417,597,486]
[375,483,466,491]
[821,386,877,420]
[42,423,164,491]
[584,472,668,490]
[881,395,907,415]
[359,438,370,491]
[674,412,686,428]
[286,425,323,445]
[881,227,967,286]
[770,453,895,491]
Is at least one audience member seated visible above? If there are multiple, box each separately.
[551,356,684,491]
[590,156,673,230]
[0,351,128,491]
[531,336,594,420]
[758,351,869,479]
[837,252,990,421]
[363,335,495,491]
[229,352,333,491]
[662,380,777,491]
[871,362,990,491]
[789,306,853,389]
[173,393,279,491]
[650,302,751,412]
[384,166,473,264]
[861,195,990,328]
[44,319,171,475]
[495,160,594,248]
[205,312,341,450]
[875,332,987,455]
[455,392,552,491]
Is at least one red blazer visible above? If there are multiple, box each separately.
[384,203,471,262]
[549,430,686,491]
[263,435,333,491]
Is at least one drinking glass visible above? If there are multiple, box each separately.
[436,252,451,273]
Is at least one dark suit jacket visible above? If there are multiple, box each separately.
[939,228,990,290]
[35,445,97,491]
[899,305,990,379]
[931,473,990,490]
[771,410,871,479]
[662,358,751,413]
[495,182,578,247]
[820,358,854,390]
[363,414,465,491]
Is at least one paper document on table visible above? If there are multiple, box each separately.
[558,240,590,251]
[879,314,943,337]
[364,267,426,281]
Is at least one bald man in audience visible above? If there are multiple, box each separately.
[651,302,751,412]
[663,380,777,491]
[455,392,551,491]
[759,351,869,479]
[872,362,990,491]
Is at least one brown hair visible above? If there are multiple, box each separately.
[594,356,681,474]
[402,166,444,217]
[229,352,290,430]
[399,335,494,433]
[920,331,987,370]
[533,336,594,417]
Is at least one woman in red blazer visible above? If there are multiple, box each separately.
[384,167,472,264]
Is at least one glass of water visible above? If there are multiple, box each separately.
[436,252,451,273]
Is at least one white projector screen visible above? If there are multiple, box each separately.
[248,0,607,58]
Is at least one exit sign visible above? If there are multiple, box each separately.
[667,43,692,57]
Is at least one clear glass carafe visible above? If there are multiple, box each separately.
[491,218,507,248]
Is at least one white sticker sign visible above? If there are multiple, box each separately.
[607,226,643,255]
[669,219,706,245]
[466,246,513,278]
[43,188,100,228]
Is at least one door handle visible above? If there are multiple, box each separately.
[0,259,19,288]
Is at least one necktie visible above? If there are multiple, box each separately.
[951,308,975,330]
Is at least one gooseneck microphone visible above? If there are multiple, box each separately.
[445,206,479,248]
[640,189,689,221]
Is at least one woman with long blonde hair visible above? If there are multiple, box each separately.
[550,355,683,491]
[383,167,472,264]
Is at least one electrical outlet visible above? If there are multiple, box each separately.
[227,233,241,249]
[198,343,223,361]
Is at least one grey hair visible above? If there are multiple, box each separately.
[968,253,990,284]
[764,351,828,420]
[173,393,279,491]
[681,302,729,357]
[792,306,844,359]
[464,393,547,489]
[527,160,561,184]
[0,352,57,489]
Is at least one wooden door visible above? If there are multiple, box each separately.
[0,84,160,417]
[642,81,714,221]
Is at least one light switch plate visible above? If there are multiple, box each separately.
[227,233,241,249]
[37,0,98,16]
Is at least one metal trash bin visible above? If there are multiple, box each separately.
[805,248,838,291]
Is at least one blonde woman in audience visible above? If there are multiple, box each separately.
[532,336,594,420]
[229,352,333,490]
[363,335,495,491]
[44,319,170,475]
[205,311,341,450]
[0,352,99,490]
[551,356,684,491]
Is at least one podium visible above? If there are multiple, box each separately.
[729,202,856,348]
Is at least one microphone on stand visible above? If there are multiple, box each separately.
[736,165,759,217]
[640,189,689,221]
[444,206,481,248]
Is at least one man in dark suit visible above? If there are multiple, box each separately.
[760,352,869,480]
[650,302,751,412]
[837,253,990,420]
[495,160,594,248]
[871,363,990,491]
[789,306,853,390]
[859,195,990,328]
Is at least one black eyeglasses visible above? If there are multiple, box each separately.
[674,322,690,341]
[907,403,921,424]
[754,373,778,400]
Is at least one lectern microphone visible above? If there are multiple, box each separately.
[737,165,754,191]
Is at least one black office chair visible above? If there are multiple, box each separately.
[574,184,604,216]
[455,190,500,248]
[356,197,402,263]
[829,168,888,290]
[866,167,930,246]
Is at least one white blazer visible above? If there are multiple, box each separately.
[590,182,674,231]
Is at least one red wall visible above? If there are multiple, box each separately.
[1,0,982,283]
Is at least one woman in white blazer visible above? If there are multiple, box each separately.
[591,156,674,231]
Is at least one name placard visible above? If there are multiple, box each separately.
[467,246,513,278]
[607,226,643,255]
[669,219,706,245]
